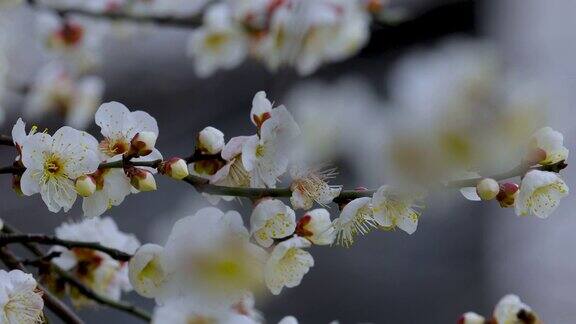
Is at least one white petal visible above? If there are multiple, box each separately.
[20,169,40,196]
[95,101,131,139]
[460,187,481,201]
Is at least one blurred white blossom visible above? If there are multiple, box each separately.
[51,216,140,306]
[0,270,44,324]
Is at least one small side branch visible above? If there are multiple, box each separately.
[0,223,151,322]
[0,135,14,147]
[0,234,132,261]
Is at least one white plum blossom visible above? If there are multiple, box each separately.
[161,207,267,302]
[24,63,104,129]
[256,0,370,75]
[295,208,335,245]
[458,312,485,324]
[528,127,568,165]
[371,185,423,235]
[250,199,296,248]
[333,197,376,247]
[95,101,159,159]
[85,101,162,217]
[264,236,314,295]
[493,294,538,324]
[128,243,167,298]
[151,297,257,324]
[278,316,299,324]
[187,3,248,77]
[290,164,342,210]
[37,12,106,72]
[515,170,569,218]
[0,270,44,324]
[51,216,140,306]
[242,93,300,188]
[20,126,99,212]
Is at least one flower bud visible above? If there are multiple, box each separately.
[128,244,166,298]
[127,168,157,192]
[457,312,485,324]
[75,175,97,197]
[159,157,189,180]
[476,178,499,201]
[496,182,520,208]
[250,91,272,128]
[198,126,225,154]
[130,131,157,157]
[295,209,335,245]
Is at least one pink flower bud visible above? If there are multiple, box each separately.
[130,131,157,157]
[496,182,519,208]
[127,168,157,192]
[159,158,189,180]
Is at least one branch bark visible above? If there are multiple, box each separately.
[0,234,132,261]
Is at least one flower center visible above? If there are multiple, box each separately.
[255,144,265,158]
[100,139,130,157]
[205,33,228,51]
[43,154,64,177]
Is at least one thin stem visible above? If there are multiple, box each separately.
[50,266,152,322]
[0,135,14,146]
[0,247,85,324]
[0,223,152,322]
[26,0,202,29]
[0,234,132,261]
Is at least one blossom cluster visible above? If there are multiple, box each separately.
[187,0,377,77]
[129,205,329,323]
[12,101,165,216]
[49,216,140,306]
[460,126,569,219]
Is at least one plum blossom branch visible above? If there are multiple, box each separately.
[0,234,132,261]
[0,247,85,324]
[49,265,152,321]
[0,135,14,146]
[0,223,152,322]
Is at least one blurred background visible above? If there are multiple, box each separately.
[1,0,575,322]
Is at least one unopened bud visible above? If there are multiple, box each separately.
[127,168,157,192]
[496,182,519,208]
[198,126,225,154]
[130,131,157,157]
[476,178,499,201]
[250,91,272,128]
[75,175,97,197]
[160,157,189,180]
[457,312,485,324]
